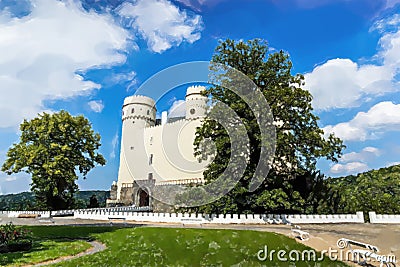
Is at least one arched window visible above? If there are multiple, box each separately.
[131,108,135,113]
[147,110,150,115]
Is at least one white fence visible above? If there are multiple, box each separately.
[286,212,364,224]
[3,209,400,224]
[73,210,365,224]
[369,211,400,224]
[0,206,149,218]
[1,210,51,218]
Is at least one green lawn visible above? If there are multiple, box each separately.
[0,226,349,266]
[0,239,91,266]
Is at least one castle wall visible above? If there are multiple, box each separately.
[144,119,207,182]
[114,86,209,205]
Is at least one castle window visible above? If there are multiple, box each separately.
[190,108,195,115]
[149,154,153,165]
[131,108,135,113]
[122,111,124,116]
[130,146,134,150]
[147,110,150,115]
[148,173,153,180]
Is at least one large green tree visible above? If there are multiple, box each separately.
[1,110,106,210]
[181,39,344,214]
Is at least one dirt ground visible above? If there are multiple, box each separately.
[264,223,400,266]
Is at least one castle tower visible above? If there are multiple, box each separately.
[116,95,156,200]
[185,85,207,119]
[122,95,156,128]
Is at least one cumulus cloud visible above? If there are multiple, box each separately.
[168,99,186,117]
[117,0,202,53]
[323,101,400,141]
[386,161,400,167]
[304,13,400,110]
[340,147,381,163]
[0,0,130,129]
[88,100,105,113]
[330,162,369,175]
[329,146,381,175]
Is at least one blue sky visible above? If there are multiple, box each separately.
[0,0,400,194]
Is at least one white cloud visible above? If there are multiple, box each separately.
[386,161,400,167]
[88,100,104,113]
[330,162,369,175]
[110,131,119,159]
[304,14,400,110]
[330,146,381,175]
[168,99,186,117]
[323,101,400,141]
[340,147,381,163]
[0,173,31,194]
[385,0,400,9]
[4,176,17,182]
[109,71,137,92]
[0,0,130,129]
[118,0,202,53]
[371,13,400,33]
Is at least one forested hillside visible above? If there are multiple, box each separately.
[319,164,400,215]
[0,190,110,210]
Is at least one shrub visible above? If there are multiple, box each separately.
[0,223,32,253]
[7,239,32,252]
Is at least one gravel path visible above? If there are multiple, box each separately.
[28,240,106,267]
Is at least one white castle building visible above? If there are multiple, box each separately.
[107,86,209,209]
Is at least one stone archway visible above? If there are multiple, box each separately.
[138,188,149,207]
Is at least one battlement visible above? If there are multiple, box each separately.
[122,95,156,125]
[186,85,206,97]
[123,95,156,108]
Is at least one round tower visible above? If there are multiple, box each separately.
[185,85,207,119]
[117,95,156,201]
[122,95,156,127]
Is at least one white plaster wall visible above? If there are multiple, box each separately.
[145,119,208,182]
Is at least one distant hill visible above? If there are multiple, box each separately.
[320,164,400,214]
[0,190,110,210]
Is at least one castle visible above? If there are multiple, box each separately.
[107,85,208,209]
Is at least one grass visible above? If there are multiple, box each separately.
[0,226,116,266]
[0,226,350,266]
[0,239,91,266]
[55,227,348,267]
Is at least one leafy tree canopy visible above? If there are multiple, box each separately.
[1,110,106,210]
[178,39,344,214]
[319,164,400,215]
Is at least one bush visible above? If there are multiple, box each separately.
[0,223,33,253]
[7,239,32,252]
